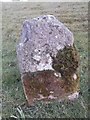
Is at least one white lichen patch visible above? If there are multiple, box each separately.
[19,43,24,47]
[48,95,57,99]
[33,55,41,61]
[38,94,45,99]
[73,73,77,80]
[50,91,54,94]
[68,91,79,100]
[54,72,61,78]
[36,61,53,71]
[36,55,54,71]
[34,49,38,53]
[55,35,58,38]
[54,72,59,77]
[38,94,47,100]
[56,45,64,50]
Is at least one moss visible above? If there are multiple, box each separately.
[52,44,80,93]
[63,73,80,93]
[52,45,79,76]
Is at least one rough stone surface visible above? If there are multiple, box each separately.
[17,15,80,105]
[17,15,74,74]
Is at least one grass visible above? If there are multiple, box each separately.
[2,2,88,118]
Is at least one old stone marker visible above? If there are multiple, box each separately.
[17,15,80,105]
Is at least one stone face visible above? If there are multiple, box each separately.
[17,15,80,105]
[17,15,74,74]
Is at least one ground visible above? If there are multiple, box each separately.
[2,2,88,118]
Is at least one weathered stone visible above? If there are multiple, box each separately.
[17,15,80,105]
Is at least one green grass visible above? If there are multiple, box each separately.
[2,2,88,118]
